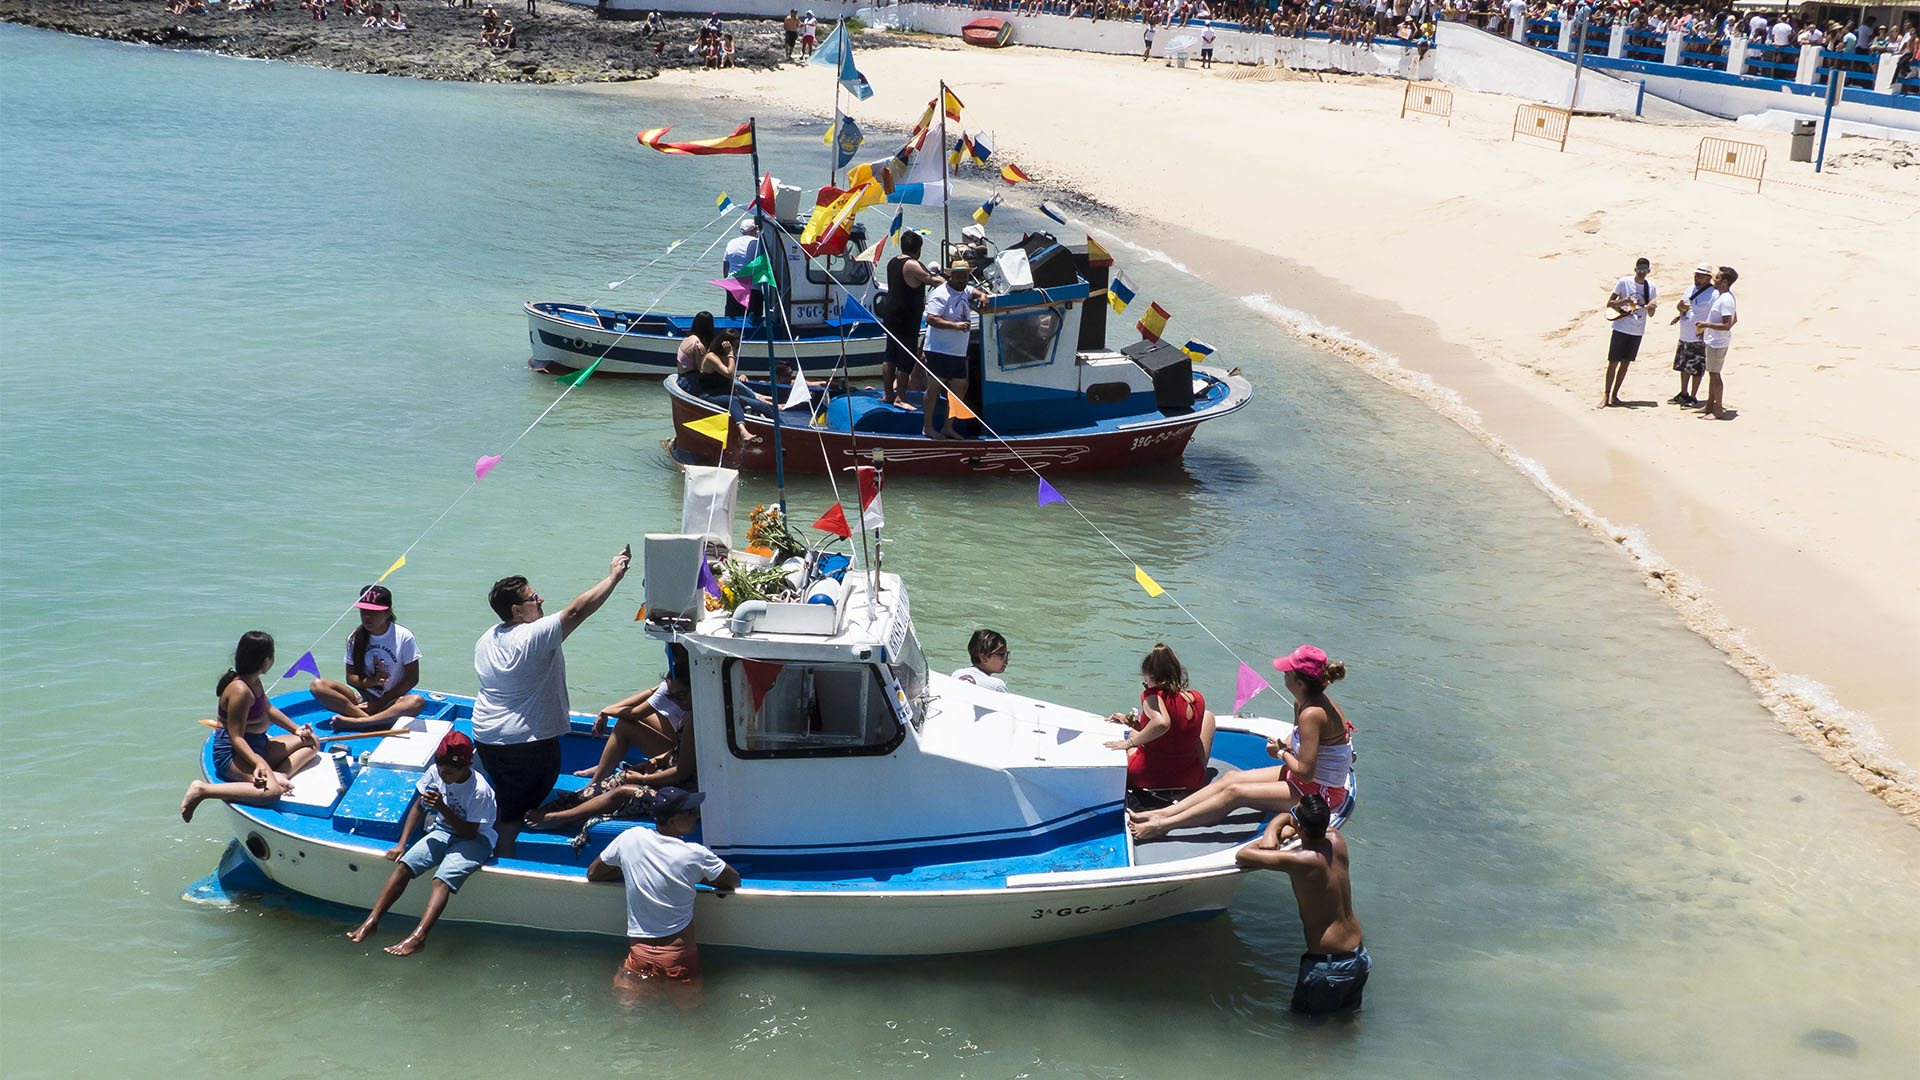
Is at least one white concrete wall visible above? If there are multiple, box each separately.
[1432,22,1645,113]
[585,0,865,18]
[865,4,1438,81]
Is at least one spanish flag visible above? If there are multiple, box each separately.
[1107,275,1135,314]
[942,86,965,121]
[1001,164,1033,185]
[1085,235,1114,268]
[638,122,755,156]
[1136,302,1170,344]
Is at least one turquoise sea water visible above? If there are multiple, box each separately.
[3,25,1917,1078]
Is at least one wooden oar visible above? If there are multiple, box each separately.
[194,718,406,742]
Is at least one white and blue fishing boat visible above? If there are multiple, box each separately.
[666,231,1254,475]
[525,202,888,379]
[191,522,1352,957]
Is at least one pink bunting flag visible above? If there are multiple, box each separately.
[1037,478,1066,506]
[474,454,502,481]
[1233,661,1271,713]
[283,651,321,681]
[709,278,754,307]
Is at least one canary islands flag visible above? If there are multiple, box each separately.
[1107,275,1135,314]
[1136,302,1170,343]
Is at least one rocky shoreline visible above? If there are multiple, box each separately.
[1,0,902,84]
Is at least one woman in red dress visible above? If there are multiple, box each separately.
[1105,643,1212,793]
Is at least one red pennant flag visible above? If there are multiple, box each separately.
[814,502,852,538]
[757,171,777,216]
[742,660,784,712]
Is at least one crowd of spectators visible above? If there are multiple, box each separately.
[920,0,1919,86]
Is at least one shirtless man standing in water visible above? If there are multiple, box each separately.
[1235,792,1372,1015]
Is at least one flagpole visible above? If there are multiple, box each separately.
[938,81,951,266]
[747,117,788,520]
[828,21,843,190]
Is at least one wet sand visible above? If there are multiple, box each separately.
[639,38,1920,815]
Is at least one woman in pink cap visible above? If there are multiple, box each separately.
[1129,644,1353,843]
[309,584,427,732]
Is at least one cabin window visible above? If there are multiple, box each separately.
[887,631,930,732]
[804,227,873,289]
[723,660,905,758]
[997,307,1065,371]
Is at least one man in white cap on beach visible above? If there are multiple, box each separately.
[722,218,760,317]
[589,787,739,1003]
[1667,264,1717,407]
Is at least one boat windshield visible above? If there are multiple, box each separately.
[723,660,905,758]
[888,630,929,731]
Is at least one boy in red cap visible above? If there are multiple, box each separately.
[348,731,498,956]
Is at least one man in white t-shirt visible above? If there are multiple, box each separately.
[720,219,760,316]
[1770,18,1793,47]
[1601,257,1659,408]
[349,731,498,956]
[920,262,984,441]
[1747,12,1768,40]
[474,547,629,856]
[1694,266,1739,420]
[589,787,738,1001]
[1667,264,1717,407]
[1200,24,1217,68]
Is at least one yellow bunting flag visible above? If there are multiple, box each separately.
[1133,565,1165,597]
[376,554,406,583]
[948,395,977,421]
[684,412,731,448]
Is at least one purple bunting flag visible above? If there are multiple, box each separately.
[283,651,322,681]
[1233,661,1271,713]
[1037,478,1066,507]
[710,278,754,307]
[697,558,725,599]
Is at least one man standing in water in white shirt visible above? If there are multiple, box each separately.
[589,787,738,1004]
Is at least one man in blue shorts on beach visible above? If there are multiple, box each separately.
[348,731,498,956]
[1236,792,1371,1015]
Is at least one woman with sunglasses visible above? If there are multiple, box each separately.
[950,628,1011,692]
[1105,642,1212,796]
[309,584,426,732]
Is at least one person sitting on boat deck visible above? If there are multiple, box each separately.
[1103,642,1212,797]
[308,584,426,732]
[950,628,1011,692]
[1234,792,1371,1015]
[523,728,697,838]
[180,631,321,822]
[588,787,738,1004]
[1129,645,1352,843]
[472,548,630,858]
[677,310,718,390]
[881,230,938,409]
[572,644,694,788]
[697,330,777,448]
[347,731,498,957]
[921,261,984,441]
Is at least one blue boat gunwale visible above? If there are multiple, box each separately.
[203,691,1314,895]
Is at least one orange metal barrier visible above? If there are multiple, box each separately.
[1694,137,1767,192]
[1401,84,1454,125]
[1512,103,1571,152]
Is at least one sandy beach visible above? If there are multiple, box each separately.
[637,37,1920,815]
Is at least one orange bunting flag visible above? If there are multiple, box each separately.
[633,604,648,622]
[1001,164,1033,185]
[1085,235,1114,268]
[942,86,965,120]
[638,122,755,156]
[947,395,978,421]
[1136,302,1170,343]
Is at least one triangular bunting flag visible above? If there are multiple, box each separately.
[684,412,731,448]
[1233,661,1271,712]
[474,454,502,481]
[697,559,724,599]
[555,356,604,386]
[1133,566,1165,598]
[814,502,851,538]
[282,651,322,680]
[710,278,754,307]
[1086,236,1114,268]
[948,395,977,421]
[1037,478,1066,506]
[783,367,811,410]
[376,554,406,583]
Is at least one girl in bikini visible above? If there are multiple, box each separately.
[180,631,320,822]
[1129,644,1353,843]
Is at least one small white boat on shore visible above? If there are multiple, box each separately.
[194,519,1351,956]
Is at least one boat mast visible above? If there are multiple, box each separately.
[938,80,951,265]
[747,117,788,519]
[828,21,844,190]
